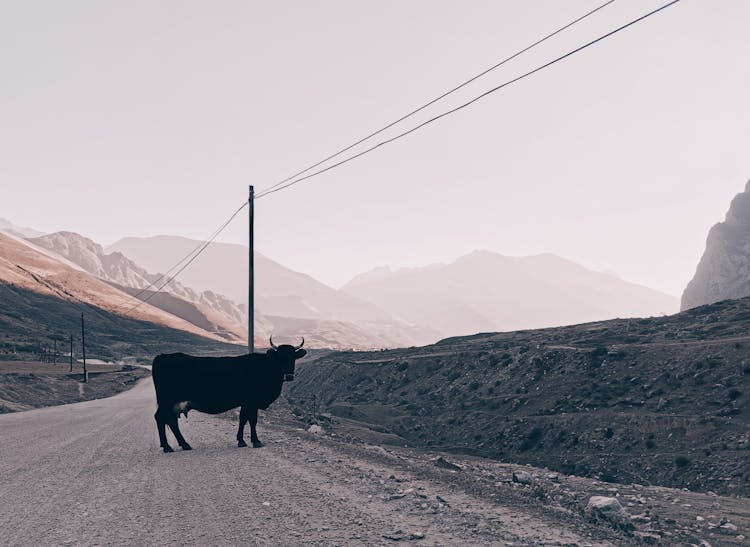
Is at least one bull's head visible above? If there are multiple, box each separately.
[267,336,306,381]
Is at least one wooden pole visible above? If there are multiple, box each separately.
[69,335,73,373]
[249,185,255,355]
[81,313,87,383]
[53,339,57,365]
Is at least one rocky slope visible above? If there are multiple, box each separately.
[28,232,247,342]
[343,250,679,337]
[289,297,750,497]
[0,232,241,360]
[683,179,750,310]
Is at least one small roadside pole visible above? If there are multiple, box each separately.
[69,335,73,373]
[81,313,88,383]
[52,338,57,365]
[248,184,255,354]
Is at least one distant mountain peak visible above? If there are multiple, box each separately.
[344,249,678,336]
[0,217,45,239]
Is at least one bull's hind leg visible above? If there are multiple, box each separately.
[166,415,192,451]
[237,406,248,448]
[249,407,263,448]
[155,408,173,453]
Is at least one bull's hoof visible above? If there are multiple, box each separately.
[180,444,192,451]
[162,445,174,453]
[238,440,248,448]
[252,440,264,448]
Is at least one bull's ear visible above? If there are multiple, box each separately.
[295,349,307,359]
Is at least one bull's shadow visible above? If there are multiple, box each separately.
[152,337,306,453]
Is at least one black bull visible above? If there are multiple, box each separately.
[151,339,306,453]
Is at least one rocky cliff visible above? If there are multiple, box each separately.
[682,180,750,310]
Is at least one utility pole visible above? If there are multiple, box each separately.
[249,184,255,355]
[53,338,57,365]
[81,313,87,383]
[69,335,73,373]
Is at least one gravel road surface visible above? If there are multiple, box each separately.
[0,379,620,546]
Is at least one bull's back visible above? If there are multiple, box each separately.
[152,353,249,411]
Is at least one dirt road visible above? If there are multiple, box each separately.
[0,378,631,546]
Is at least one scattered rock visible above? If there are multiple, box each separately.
[587,496,624,513]
[512,470,533,486]
[719,522,738,533]
[387,494,406,501]
[434,457,462,471]
[436,495,449,506]
[585,496,631,529]
[382,530,425,542]
[307,424,324,434]
[633,531,661,544]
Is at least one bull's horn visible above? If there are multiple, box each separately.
[269,335,278,350]
[294,337,305,350]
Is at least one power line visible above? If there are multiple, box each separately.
[125,201,248,314]
[108,1,622,304]
[256,0,617,198]
[115,0,680,306]
[123,201,249,306]
[256,0,681,200]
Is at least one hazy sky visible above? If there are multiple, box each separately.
[2,0,749,296]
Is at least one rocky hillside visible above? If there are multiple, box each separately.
[343,251,679,337]
[683,180,750,310]
[28,232,247,342]
[288,297,750,496]
[0,233,240,361]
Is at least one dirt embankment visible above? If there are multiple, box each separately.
[0,360,149,413]
[288,298,750,498]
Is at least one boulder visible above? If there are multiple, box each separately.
[512,470,534,485]
[586,496,632,529]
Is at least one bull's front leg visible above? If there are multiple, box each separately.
[237,405,248,448]
[249,407,263,448]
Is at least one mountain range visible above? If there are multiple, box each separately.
[1,217,683,350]
[108,235,437,347]
[343,250,678,335]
